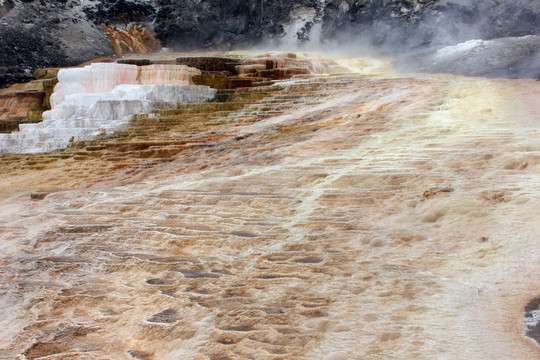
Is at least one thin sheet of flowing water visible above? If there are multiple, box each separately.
[0,56,539,359]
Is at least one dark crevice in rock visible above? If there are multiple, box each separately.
[147,308,177,323]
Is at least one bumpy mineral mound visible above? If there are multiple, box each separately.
[1,52,540,359]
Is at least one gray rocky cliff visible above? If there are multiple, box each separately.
[0,0,539,87]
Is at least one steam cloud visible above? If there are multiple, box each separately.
[278,0,540,79]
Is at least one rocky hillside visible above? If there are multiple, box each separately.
[0,0,539,87]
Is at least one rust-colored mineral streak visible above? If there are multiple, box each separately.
[105,25,162,56]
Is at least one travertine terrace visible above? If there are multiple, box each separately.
[0,62,214,154]
[1,53,540,359]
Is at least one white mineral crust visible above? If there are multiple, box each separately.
[0,63,214,154]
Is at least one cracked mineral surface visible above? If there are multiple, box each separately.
[1,54,540,359]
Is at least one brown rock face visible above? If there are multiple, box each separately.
[34,68,60,80]
[0,76,60,132]
[106,25,161,56]
[0,90,45,132]
[1,55,540,359]
[191,73,230,89]
[0,91,44,121]
[176,57,243,73]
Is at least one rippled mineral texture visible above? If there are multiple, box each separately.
[1,54,540,360]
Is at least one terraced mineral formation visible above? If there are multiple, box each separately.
[0,63,214,154]
[0,54,540,359]
[0,53,329,155]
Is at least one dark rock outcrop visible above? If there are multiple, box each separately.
[82,0,156,25]
[0,0,539,88]
[323,0,540,51]
[0,0,114,88]
[0,0,14,18]
[151,0,323,49]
